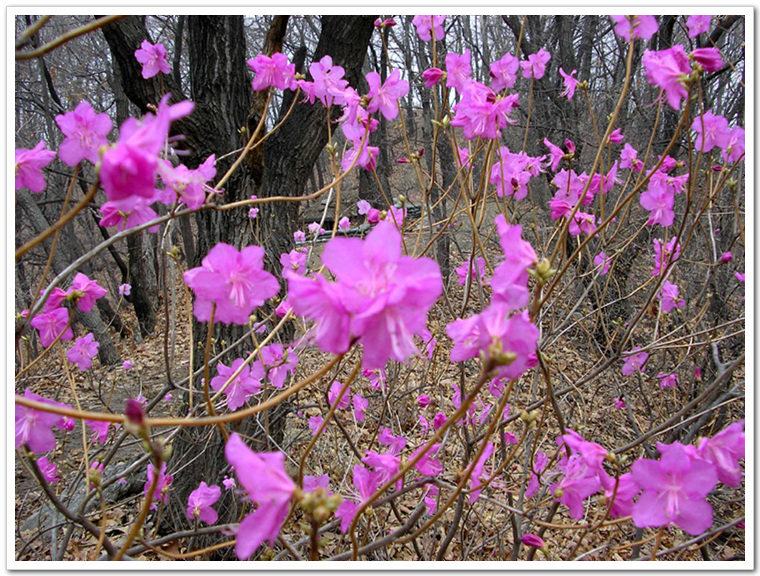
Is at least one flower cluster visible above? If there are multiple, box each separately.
[287,220,441,369]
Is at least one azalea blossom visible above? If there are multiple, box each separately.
[225,434,295,559]
[411,15,445,42]
[520,49,551,80]
[15,141,56,193]
[186,482,221,525]
[686,15,712,38]
[30,308,74,348]
[134,40,171,79]
[55,101,113,166]
[210,357,264,411]
[559,67,579,100]
[248,52,296,91]
[490,53,520,92]
[15,389,65,454]
[642,46,691,109]
[184,243,279,325]
[631,441,718,535]
[622,347,649,376]
[610,15,659,41]
[66,333,100,371]
[287,220,441,369]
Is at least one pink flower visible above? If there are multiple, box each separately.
[223,476,236,490]
[99,198,160,233]
[607,128,625,144]
[15,389,65,453]
[303,473,332,495]
[422,67,445,88]
[30,308,73,347]
[692,111,729,152]
[640,182,675,227]
[15,141,56,193]
[86,419,111,444]
[288,220,441,369]
[294,230,306,243]
[642,46,691,109]
[123,360,134,371]
[100,94,194,202]
[631,441,718,535]
[411,444,442,476]
[447,306,539,382]
[455,256,487,286]
[558,67,579,100]
[490,215,536,309]
[247,52,296,92]
[160,154,216,210]
[433,412,446,430]
[721,126,745,163]
[594,252,610,275]
[720,251,733,264]
[697,421,745,487]
[622,347,649,376]
[686,15,712,38]
[55,101,113,166]
[735,272,745,283]
[489,53,519,92]
[366,69,409,121]
[328,381,350,409]
[37,456,59,483]
[210,358,264,411]
[69,273,108,313]
[352,393,369,422]
[601,472,639,518]
[187,482,221,524]
[614,397,626,409]
[445,50,472,92]
[275,299,292,318]
[520,49,551,80]
[374,18,396,29]
[657,372,678,389]
[658,280,685,313]
[652,237,682,276]
[620,143,643,171]
[308,55,349,108]
[450,81,519,140]
[411,15,445,42]
[134,40,171,79]
[691,47,724,72]
[261,343,298,388]
[225,434,295,559]
[118,283,131,296]
[308,415,324,436]
[610,15,659,41]
[377,426,407,455]
[144,462,173,509]
[66,333,100,371]
[551,453,602,519]
[184,243,279,325]
[417,394,431,408]
[543,138,566,172]
[335,465,383,533]
[468,442,494,502]
[521,534,545,548]
[338,216,351,230]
